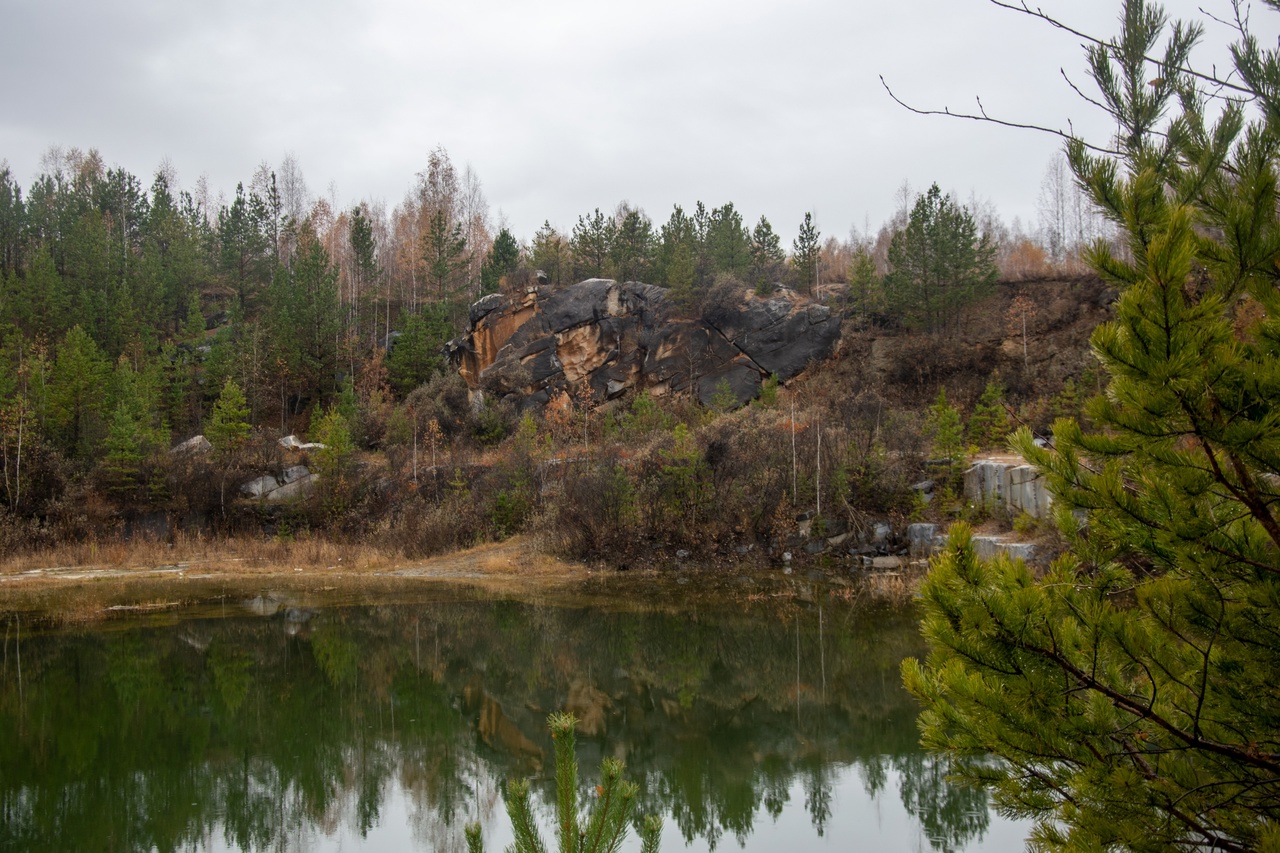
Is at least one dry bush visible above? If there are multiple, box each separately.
[885,336,997,398]
[698,409,793,543]
[406,372,472,440]
[999,238,1051,282]
[543,457,638,558]
[0,508,52,560]
[384,491,485,559]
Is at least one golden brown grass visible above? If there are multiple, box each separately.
[0,534,593,624]
[0,531,404,577]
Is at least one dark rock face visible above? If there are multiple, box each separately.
[448,280,841,410]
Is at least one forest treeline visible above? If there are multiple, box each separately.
[0,142,1105,545]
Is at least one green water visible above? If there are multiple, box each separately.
[0,584,1028,852]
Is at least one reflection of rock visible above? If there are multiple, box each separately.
[447,279,841,411]
[477,694,542,760]
[242,595,282,616]
[565,678,612,737]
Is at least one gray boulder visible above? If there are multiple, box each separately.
[907,523,943,557]
[170,435,212,456]
[267,473,317,502]
[241,475,280,499]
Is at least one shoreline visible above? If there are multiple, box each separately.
[0,534,923,623]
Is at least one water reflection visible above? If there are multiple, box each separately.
[0,590,1015,852]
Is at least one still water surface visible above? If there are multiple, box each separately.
[0,583,1028,852]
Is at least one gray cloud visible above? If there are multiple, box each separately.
[2,0,1269,245]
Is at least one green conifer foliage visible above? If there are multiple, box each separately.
[966,373,1009,450]
[531,221,568,287]
[101,402,144,493]
[570,209,615,282]
[206,379,250,455]
[387,305,453,395]
[906,2,1280,850]
[924,388,966,488]
[749,216,785,295]
[480,227,521,294]
[48,324,110,458]
[844,244,884,323]
[885,184,996,334]
[791,212,820,295]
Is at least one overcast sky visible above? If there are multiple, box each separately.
[1,0,1269,245]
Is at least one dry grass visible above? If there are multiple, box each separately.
[0,530,403,577]
[0,534,593,624]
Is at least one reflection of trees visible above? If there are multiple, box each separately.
[0,593,997,852]
[895,754,991,853]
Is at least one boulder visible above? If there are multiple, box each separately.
[279,435,326,451]
[241,466,316,501]
[267,473,317,502]
[907,523,942,557]
[241,475,280,499]
[170,435,212,456]
[971,534,1037,564]
[870,522,892,546]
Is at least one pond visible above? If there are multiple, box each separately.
[0,580,1030,852]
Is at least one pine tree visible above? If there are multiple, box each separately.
[750,215,785,294]
[387,305,453,395]
[479,226,520,294]
[420,207,468,299]
[206,379,250,455]
[101,402,144,494]
[966,373,1009,450]
[531,221,567,286]
[570,208,615,282]
[181,291,205,343]
[924,387,966,489]
[48,324,110,459]
[705,202,750,277]
[905,2,1280,850]
[218,183,270,312]
[791,212,820,295]
[609,206,656,283]
[659,204,699,302]
[885,184,996,334]
[844,244,883,322]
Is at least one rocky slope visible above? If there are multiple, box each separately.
[446,279,842,410]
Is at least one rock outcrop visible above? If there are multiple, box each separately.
[964,456,1053,519]
[447,279,842,409]
[240,465,317,502]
